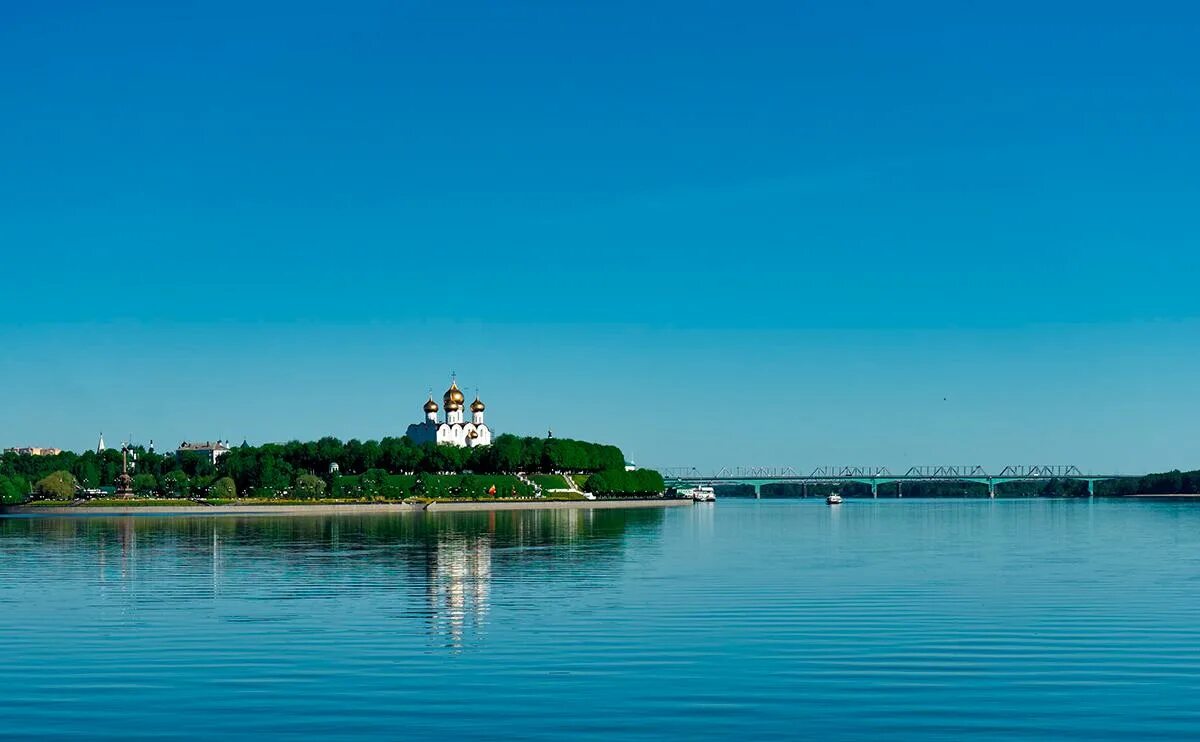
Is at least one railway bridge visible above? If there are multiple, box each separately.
[661,465,1141,498]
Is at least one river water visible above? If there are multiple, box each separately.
[3,499,1200,739]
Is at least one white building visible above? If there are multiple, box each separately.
[3,446,63,456]
[177,440,231,465]
[406,380,492,448]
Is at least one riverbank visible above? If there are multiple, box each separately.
[0,498,692,517]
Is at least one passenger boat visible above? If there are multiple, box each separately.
[826,493,843,505]
[684,485,717,502]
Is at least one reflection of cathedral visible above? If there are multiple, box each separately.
[426,535,492,648]
[406,379,492,448]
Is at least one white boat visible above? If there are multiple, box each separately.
[826,493,843,505]
[684,485,716,502]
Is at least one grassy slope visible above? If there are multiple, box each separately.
[19,474,607,506]
[568,474,590,489]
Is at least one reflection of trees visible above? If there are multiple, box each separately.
[0,508,665,648]
[0,508,662,553]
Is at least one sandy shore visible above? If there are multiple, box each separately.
[2,498,692,517]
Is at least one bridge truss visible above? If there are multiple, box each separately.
[661,465,1132,498]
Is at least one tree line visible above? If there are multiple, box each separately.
[216,434,627,496]
[2,434,646,502]
[1097,470,1200,496]
[584,469,665,496]
[0,447,235,502]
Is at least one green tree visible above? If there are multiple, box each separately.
[293,473,327,500]
[134,449,168,480]
[520,437,544,471]
[35,471,78,500]
[216,447,254,490]
[71,455,100,488]
[209,476,237,500]
[417,443,446,473]
[359,440,382,471]
[488,435,525,473]
[584,469,665,496]
[381,436,421,473]
[132,473,158,497]
[161,470,192,498]
[359,469,389,498]
[315,436,344,473]
[99,449,123,486]
[0,475,30,504]
[345,439,366,473]
[257,454,293,494]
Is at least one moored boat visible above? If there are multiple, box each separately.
[683,485,717,502]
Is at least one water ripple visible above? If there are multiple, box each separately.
[3,501,1200,739]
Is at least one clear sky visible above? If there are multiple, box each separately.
[2,1,1198,472]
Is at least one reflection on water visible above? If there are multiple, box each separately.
[0,508,663,651]
[6,500,1200,739]
[425,532,491,648]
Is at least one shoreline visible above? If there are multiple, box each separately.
[0,498,692,518]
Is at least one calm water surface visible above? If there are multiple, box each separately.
[3,499,1200,739]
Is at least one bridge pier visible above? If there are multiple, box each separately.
[663,468,1129,502]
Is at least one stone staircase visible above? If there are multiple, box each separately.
[545,474,585,497]
[516,472,544,498]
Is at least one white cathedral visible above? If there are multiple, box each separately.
[406,379,493,448]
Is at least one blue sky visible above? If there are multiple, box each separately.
[2,1,1198,471]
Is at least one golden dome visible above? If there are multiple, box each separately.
[443,380,465,406]
[423,396,439,414]
[468,430,479,439]
[470,396,485,413]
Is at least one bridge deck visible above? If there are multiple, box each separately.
[668,474,1137,482]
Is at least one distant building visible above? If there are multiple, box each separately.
[406,379,492,448]
[3,447,63,456]
[177,440,231,464]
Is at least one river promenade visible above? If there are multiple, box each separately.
[1,498,692,517]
